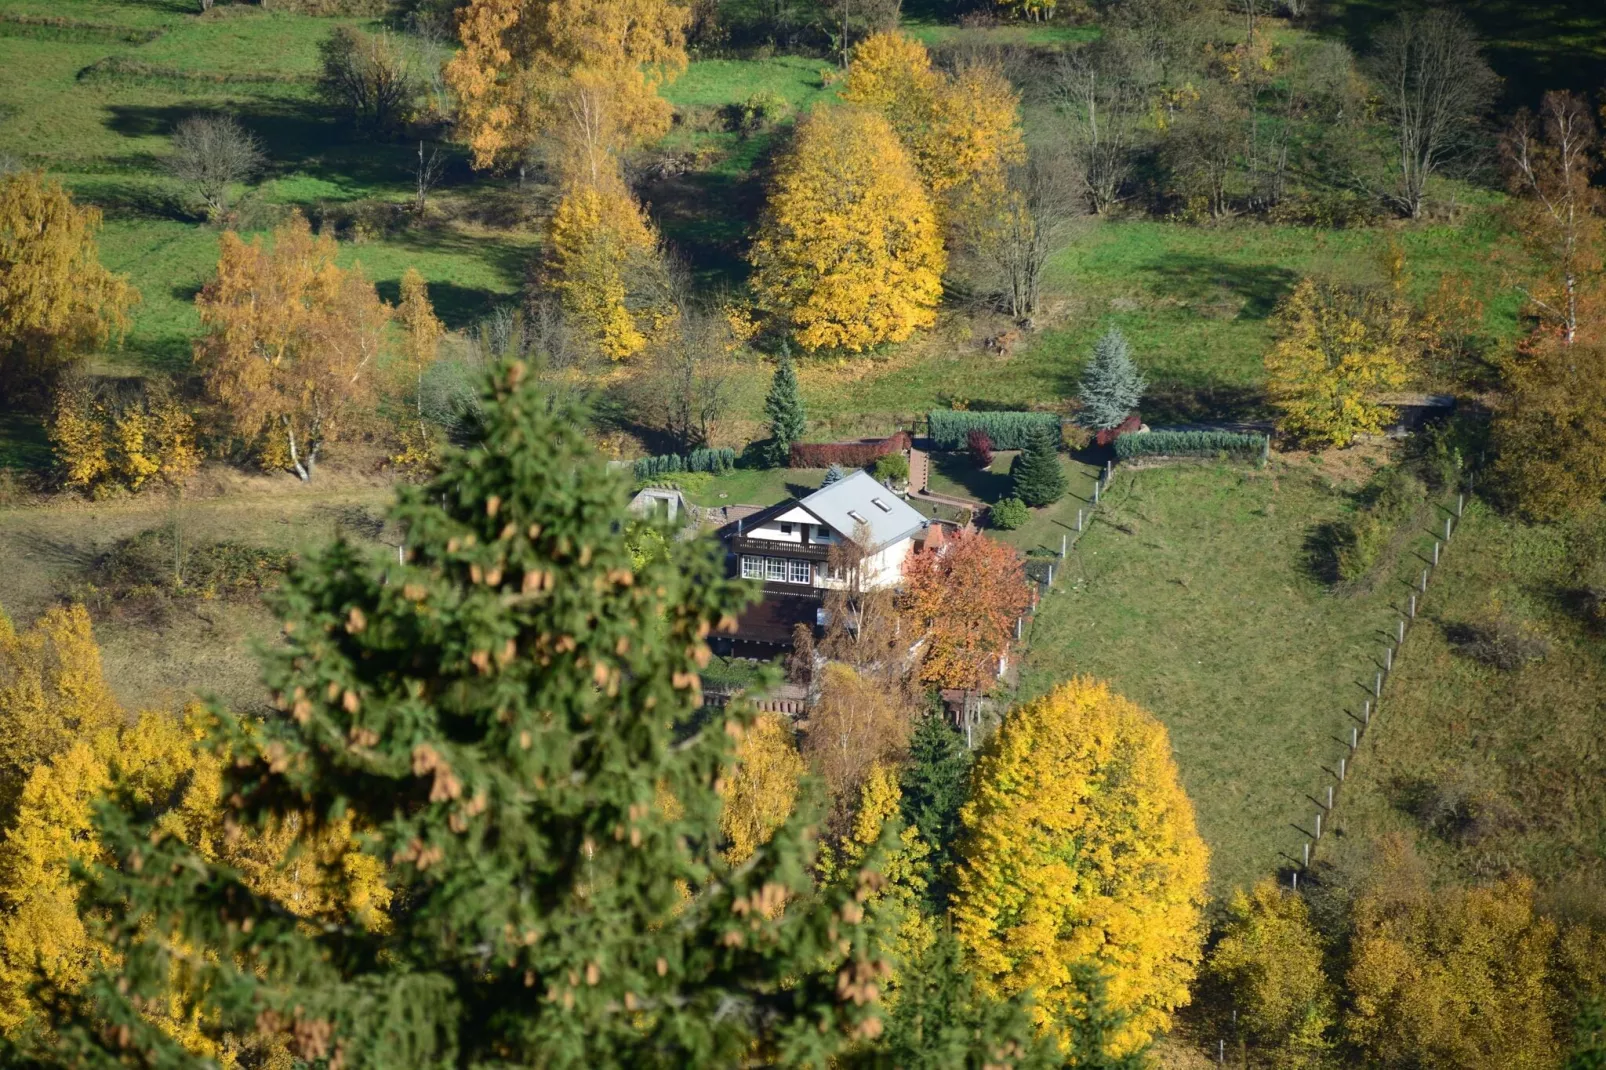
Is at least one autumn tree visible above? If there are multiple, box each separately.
[0,171,136,380]
[543,170,662,360]
[805,663,915,820]
[750,106,945,352]
[819,524,904,670]
[901,528,1030,694]
[953,677,1210,1058]
[1501,90,1604,347]
[974,151,1082,320]
[0,604,122,822]
[841,32,1024,216]
[445,0,689,174]
[1265,277,1413,447]
[1208,880,1335,1065]
[195,213,389,481]
[1369,9,1498,219]
[1489,336,1606,521]
[48,379,199,496]
[1346,847,1566,1070]
[719,713,804,864]
[633,299,740,451]
[39,365,892,1067]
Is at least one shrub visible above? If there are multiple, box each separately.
[789,430,911,469]
[873,452,909,483]
[49,383,200,498]
[927,411,1060,451]
[1334,468,1426,583]
[966,429,993,468]
[733,90,791,135]
[990,497,1028,530]
[632,448,735,482]
[1113,430,1267,460]
[1449,607,1550,671]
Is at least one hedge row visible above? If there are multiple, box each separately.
[790,430,911,469]
[633,448,736,480]
[927,412,1060,450]
[1114,430,1267,460]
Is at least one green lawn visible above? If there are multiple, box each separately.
[1330,501,1606,891]
[1016,460,1445,896]
[682,466,829,509]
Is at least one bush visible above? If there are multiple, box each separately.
[49,383,200,498]
[789,431,911,469]
[990,497,1028,530]
[873,452,909,483]
[77,528,294,610]
[927,411,1060,451]
[732,90,791,135]
[1113,430,1267,460]
[1334,468,1426,583]
[1449,608,1550,671]
[966,429,993,468]
[632,448,735,482]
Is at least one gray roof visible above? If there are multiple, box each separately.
[798,470,927,551]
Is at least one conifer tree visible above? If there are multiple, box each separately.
[763,351,806,467]
[822,463,845,486]
[897,714,971,911]
[1076,328,1146,431]
[1010,423,1066,507]
[45,363,891,1068]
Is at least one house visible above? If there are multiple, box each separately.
[714,470,932,652]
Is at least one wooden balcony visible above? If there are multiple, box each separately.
[728,535,832,563]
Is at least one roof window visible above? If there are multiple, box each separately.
[871,498,892,512]
[847,510,867,524]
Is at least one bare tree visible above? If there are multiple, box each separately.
[1501,92,1603,347]
[641,304,738,450]
[975,150,1084,320]
[413,140,445,215]
[1369,9,1498,219]
[1161,83,1245,219]
[166,115,265,221]
[316,26,421,138]
[1050,40,1151,214]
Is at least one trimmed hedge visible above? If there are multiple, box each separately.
[927,411,1060,450]
[1114,430,1267,460]
[633,448,735,481]
[789,430,911,469]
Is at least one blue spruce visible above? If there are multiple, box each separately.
[1076,327,1147,431]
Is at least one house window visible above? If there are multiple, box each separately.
[764,557,787,582]
[789,558,812,584]
[780,523,793,535]
[743,554,813,585]
[741,556,762,580]
[816,525,831,541]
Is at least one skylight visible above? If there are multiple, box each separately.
[847,510,867,524]
[871,498,892,512]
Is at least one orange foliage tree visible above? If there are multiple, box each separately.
[900,529,1031,693]
[194,214,391,481]
[445,0,689,174]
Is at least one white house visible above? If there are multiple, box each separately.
[717,471,936,649]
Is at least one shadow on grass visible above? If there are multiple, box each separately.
[0,410,52,474]
[1139,383,1270,425]
[930,452,1012,502]
[373,278,508,331]
[1139,253,1300,320]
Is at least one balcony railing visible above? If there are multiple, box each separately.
[728,536,832,563]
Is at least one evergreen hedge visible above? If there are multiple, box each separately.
[927,411,1061,450]
[633,448,736,481]
[1114,431,1267,460]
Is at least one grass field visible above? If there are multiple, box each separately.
[1331,501,1606,895]
[1015,457,1447,896]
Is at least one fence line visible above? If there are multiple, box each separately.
[1290,470,1479,892]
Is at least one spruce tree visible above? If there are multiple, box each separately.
[1011,423,1067,507]
[898,714,971,911]
[763,349,807,467]
[1076,327,1146,431]
[48,362,891,1069]
[822,462,845,486]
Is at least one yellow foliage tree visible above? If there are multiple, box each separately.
[952,677,1209,1057]
[718,713,803,865]
[842,33,1023,209]
[445,0,689,173]
[195,213,389,481]
[544,172,661,360]
[391,268,445,473]
[1345,851,1564,1070]
[750,106,946,352]
[0,604,122,819]
[818,762,935,993]
[803,662,915,814]
[1265,277,1413,447]
[48,383,199,497]
[1208,880,1335,1064]
[0,171,137,378]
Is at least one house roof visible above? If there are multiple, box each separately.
[798,471,927,552]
